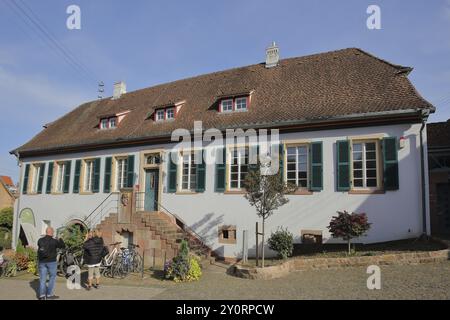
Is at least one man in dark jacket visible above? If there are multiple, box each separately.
[83,230,105,290]
[37,227,65,300]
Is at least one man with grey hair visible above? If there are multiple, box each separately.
[37,227,65,300]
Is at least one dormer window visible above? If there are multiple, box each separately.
[219,96,249,113]
[221,99,233,112]
[166,108,175,120]
[109,117,117,128]
[156,109,165,121]
[235,97,248,111]
[100,118,108,129]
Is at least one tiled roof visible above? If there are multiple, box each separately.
[0,176,14,187]
[428,120,450,149]
[13,48,433,155]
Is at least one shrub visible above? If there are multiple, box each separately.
[327,211,371,255]
[60,224,86,249]
[5,260,17,277]
[164,241,202,283]
[16,240,26,255]
[268,227,294,260]
[14,252,29,271]
[27,260,37,275]
[0,227,12,249]
[0,207,13,230]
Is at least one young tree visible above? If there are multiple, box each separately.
[327,211,371,255]
[244,162,296,267]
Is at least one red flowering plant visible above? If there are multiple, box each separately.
[327,211,371,255]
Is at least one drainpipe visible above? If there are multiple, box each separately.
[419,110,430,236]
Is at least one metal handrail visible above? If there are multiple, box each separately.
[134,192,209,250]
[84,192,119,228]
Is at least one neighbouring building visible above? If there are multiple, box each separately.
[10,46,434,264]
[428,120,450,237]
[0,176,17,210]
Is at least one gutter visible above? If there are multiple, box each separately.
[12,108,430,158]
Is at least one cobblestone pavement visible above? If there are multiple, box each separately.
[1,261,449,300]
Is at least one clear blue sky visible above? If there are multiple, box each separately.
[1,0,450,182]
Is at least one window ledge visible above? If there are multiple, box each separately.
[218,239,237,245]
[289,190,313,195]
[349,189,385,195]
[79,192,94,195]
[175,191,199,195]
[224,190,246,195]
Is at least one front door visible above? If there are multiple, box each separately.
[144,169,159,211]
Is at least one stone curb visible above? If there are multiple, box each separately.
[233,239,450,280]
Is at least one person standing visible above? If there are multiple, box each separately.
[83,229,105,290]
[37,227,65,300]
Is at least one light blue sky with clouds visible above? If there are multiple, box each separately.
[1,0,450,182]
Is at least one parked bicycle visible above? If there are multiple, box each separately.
[101,242,143,278]
[57,246,84,277]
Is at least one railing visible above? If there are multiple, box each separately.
[134,192,210,252]
[84,192,120,229]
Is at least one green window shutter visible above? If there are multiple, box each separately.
[310,141,323,191]
[73,160,81,194]
[383,137,399,190]
[196,150,206,192]
[167,152,178,193]
[278,144,284,181]
[63,161,72,194]
[104,157,112,193]
[37,164,45,194]
[126,155,135,188]
[93,158,101,193]
[215,148,226,192]
[337,140,350,191]
[46,162,54,194]
[22,164,30,194]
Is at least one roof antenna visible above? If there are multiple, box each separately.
[98,81,105,99]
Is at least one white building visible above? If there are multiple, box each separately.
[11,47,434,262]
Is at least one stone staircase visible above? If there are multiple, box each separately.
[97,211,211,268]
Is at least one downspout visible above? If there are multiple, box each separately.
[419,110,429,235]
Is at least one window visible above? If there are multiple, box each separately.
[351,141,379,189]
[166,108,175,120]
[31,164,41,194]
[83,160,94,192]
[235,97,247,111]
[221,99,233,112]
[229,147,249,190]
[100,118,108,129]
[286,145,309,188]
[116,158,128,190]
[218,225,237,244]
[156,109,165,121]
[109,117,117,128]
[181,152,197,191]
[56,162,67,193]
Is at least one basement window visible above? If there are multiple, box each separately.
[218,225,237,244]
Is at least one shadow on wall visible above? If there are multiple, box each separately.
[190,212,224,245]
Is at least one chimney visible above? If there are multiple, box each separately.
[265,41,279,68]
[112,81,127,100]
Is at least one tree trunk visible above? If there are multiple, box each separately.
[261,218,265,268]
[347,239,351,255]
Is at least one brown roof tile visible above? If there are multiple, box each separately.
[13,48,433,155]
[428,120,450,149]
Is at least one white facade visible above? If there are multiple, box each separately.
[13,123,430,259]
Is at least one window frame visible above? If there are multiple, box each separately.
[218,225,237,244]
[227,146,249,191]
[166,108,175,120]
[220,99,234,113]
[235,97,248,111]
[100,118,109,129]
[284,143,310,189]
[350,139,382,191]
[55,162,67,194]
[115,157,128,191]
[155,109,165,121]
[82,159,95,193]
[109,117,117,128]
[179,151,197,192]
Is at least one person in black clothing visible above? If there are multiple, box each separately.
[83,229,105,290]
[37,227,65,300]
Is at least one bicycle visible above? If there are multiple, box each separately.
[57,247,84,277]
[127,243,143,273]
[101,242,127,278]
